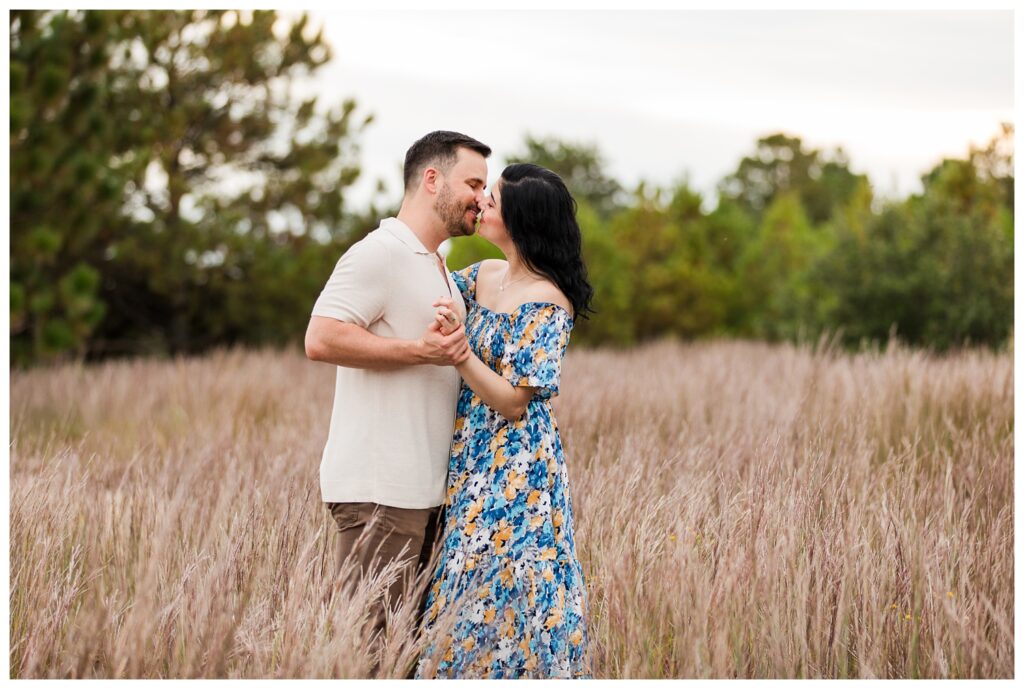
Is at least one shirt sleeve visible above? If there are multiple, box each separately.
[310,237,391,327]
[500,304,573,400]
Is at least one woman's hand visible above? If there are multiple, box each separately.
[433,297,461,337]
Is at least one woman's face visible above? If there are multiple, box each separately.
[477,181,509,245]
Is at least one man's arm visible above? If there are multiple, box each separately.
[305,315,470,369]
[306,234,469,369]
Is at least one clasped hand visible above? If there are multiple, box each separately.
[419,296,470,365]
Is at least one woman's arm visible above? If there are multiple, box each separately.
[434,299,535,421]
[456,352,535,421]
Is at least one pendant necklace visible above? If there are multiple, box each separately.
[499,268,531,292]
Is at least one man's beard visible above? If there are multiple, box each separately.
[435,183,475,238]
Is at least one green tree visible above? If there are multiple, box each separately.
[736,192,823,340]
[566,199,633,345]
[967,122,1014,221]
[97,10,370,354]
[602,183,729,341]
[11,10,371,363]
[719,133,867,225]
[702,197,758,332]
[818,127,1013,349]
[10,10,126,363]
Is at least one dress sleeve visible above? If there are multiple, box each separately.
[450,262,480,303]
[500,304,573,400]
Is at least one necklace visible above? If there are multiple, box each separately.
[499,267,531,292]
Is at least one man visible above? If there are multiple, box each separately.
[305,131,491,642]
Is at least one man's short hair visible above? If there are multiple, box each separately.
[403,131,491,193]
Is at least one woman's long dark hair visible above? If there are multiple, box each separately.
[498,163,595,320]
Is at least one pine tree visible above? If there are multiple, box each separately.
[11,10,124,363]
[11,10,370,363]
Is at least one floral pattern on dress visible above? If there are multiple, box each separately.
[415,261,590,680]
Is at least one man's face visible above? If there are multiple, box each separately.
[433,148,488,238]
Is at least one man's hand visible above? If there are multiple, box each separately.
[418,318,470,366]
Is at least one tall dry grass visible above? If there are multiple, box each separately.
[8,339,1013,678]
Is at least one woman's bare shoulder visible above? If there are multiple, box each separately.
[478,259,507,277]
[527,280,573,317]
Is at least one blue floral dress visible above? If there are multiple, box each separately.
[415,262,590,679]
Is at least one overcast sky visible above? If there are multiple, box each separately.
[297,10,1013,208]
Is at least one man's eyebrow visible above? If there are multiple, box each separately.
[467,177,485,187]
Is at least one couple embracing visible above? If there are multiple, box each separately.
[305,130,592,679]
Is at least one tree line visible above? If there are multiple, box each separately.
[450,129,1013,351]
[10,10,1014,366]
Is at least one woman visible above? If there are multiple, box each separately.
[415,164,594,679]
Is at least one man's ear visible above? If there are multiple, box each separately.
[423,167,440,195]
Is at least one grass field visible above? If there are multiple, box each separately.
[8,339,1014,678]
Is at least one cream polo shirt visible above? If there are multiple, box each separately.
[312,217,467,509]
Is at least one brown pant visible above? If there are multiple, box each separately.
[326,501,442,638]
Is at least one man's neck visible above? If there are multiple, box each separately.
[396,206,445,254]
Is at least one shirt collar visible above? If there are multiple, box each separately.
[381,217,433,255]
